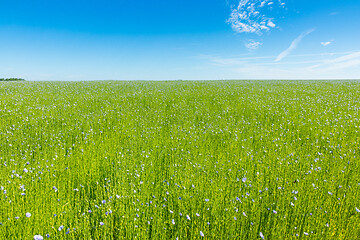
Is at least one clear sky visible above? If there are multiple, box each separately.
[1,0,359,80]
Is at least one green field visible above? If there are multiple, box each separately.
[1,80,360,239]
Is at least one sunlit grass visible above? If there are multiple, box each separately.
[1,80,360,239]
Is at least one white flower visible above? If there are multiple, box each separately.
[200,231,204,237]
[34,235,43,240]
[26,212,31,218]
[260,232,265,239]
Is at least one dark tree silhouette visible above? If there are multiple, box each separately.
[0,78,25,81]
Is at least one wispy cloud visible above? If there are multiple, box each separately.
[199,50,360,79]
[310,51,360,70]
[275,28,315,62]
[245,40,262,50]
[321,40,333,46]
[227,0,286,34]
[199,51,355,67]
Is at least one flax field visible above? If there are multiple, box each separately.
[1,80,360,239]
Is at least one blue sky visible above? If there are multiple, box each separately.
[0,0,359,80]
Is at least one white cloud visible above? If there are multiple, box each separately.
[245,40,262,50]
[321,41,333,46]
[227,0,285,34]
[267,19,276,28]
[275,28,315,62]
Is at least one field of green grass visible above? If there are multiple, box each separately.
[1,80,360,239]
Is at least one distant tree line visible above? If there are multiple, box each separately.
[0,78,25,81]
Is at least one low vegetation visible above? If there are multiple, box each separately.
[0,80,359,239]
[0,78,25,81]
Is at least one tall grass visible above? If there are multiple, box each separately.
[0,80,360,239]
